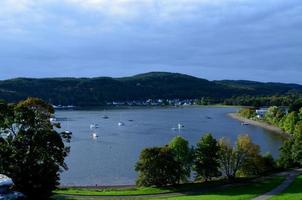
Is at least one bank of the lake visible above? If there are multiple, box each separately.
[228,113,290,138]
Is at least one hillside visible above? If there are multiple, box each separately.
[0,72,301,106]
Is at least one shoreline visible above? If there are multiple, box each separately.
[228,113,290,138]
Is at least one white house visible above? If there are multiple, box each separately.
[256,108,268,118]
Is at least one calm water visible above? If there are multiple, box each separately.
[56,106,283,186]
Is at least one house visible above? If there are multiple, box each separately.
[256,108,268,119]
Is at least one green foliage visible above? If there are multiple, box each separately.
[278,139,296,169]
[218,138,238,180]
[224,95,298,107]
[238,108,256,119]
[135,146,182,187]
[168,136,192,183]
[218,135,272,180]
[264,106,286,126]
[0,98,70,199]
[289,99,302,112]
[194,133,221,181]
[294,121,302,135]
[281,112,299,134]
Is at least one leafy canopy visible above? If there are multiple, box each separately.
[0,98,70,199]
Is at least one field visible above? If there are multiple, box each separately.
[53,176,285,200]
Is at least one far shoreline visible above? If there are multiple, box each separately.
[228,113,290,139]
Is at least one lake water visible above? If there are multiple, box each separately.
[56,106,283,186]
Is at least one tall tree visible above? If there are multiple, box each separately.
[135,146,181,187]
[281,112,299,134]
[194,133,221,181]
[168,136,192,183]
[218,135,261,180]
[0,98,70,199]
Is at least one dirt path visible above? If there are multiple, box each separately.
[252,169,301,200]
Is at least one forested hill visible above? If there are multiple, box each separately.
[0,72,301,106]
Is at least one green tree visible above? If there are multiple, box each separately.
[238,108,256,119]
[290,132,302,166]
[264,106,285,125]
[278,139,295,169]
[135,146,181,187]
[0,98,70,199]
[218,135,262,180]
[294,121,302,136]
[194,133,221,181]
[282,112,299,134]
[237,135,273,176]
[168,136,192,183]
[218,138,238,180]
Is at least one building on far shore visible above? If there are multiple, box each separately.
[256,108,268,119]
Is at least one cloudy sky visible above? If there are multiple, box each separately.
[0,0,301,83]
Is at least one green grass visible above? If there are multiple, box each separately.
[55,186,172,196]
[152,176,285,200]
[53,176,285,200]
[55,179,228,196]
[269,175,302,200]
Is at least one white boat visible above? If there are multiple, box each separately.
[177,123,184,129]
[90,123,99,129]
[118,122,125,126]
[241,122,249,126]
[92,133,98,138]
[50,117,57,123]
[64,130,72,135]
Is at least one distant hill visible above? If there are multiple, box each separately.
[0,72,301,106]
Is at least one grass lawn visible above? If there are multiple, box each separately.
[55,186,172,196]
[54,179,229,196]
[269,175,302,200]
[151,176,285,200]
[53,176,284,200]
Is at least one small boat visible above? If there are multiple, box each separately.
[118,122,125,126]
[206,116,212,119]
[128,119,134,122]
[50,117,57,123]
[92,133,98,138]
[64,130,72,135]
[90,124,99,129]
[177,123,184,129]
[102,115,109,119]
[241,122,249,126]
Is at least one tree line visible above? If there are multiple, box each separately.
[1,72,302,106]
[238,99,302,170]
[135,134,275,187]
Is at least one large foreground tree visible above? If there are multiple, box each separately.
[0,98,70,199]
[135,146,181,187]
[218,135,266,180]
[194,133,221,181]
[168,136,192,183]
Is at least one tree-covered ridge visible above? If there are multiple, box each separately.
[1,72,302,106]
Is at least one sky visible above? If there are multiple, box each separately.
[0,0,302,83]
